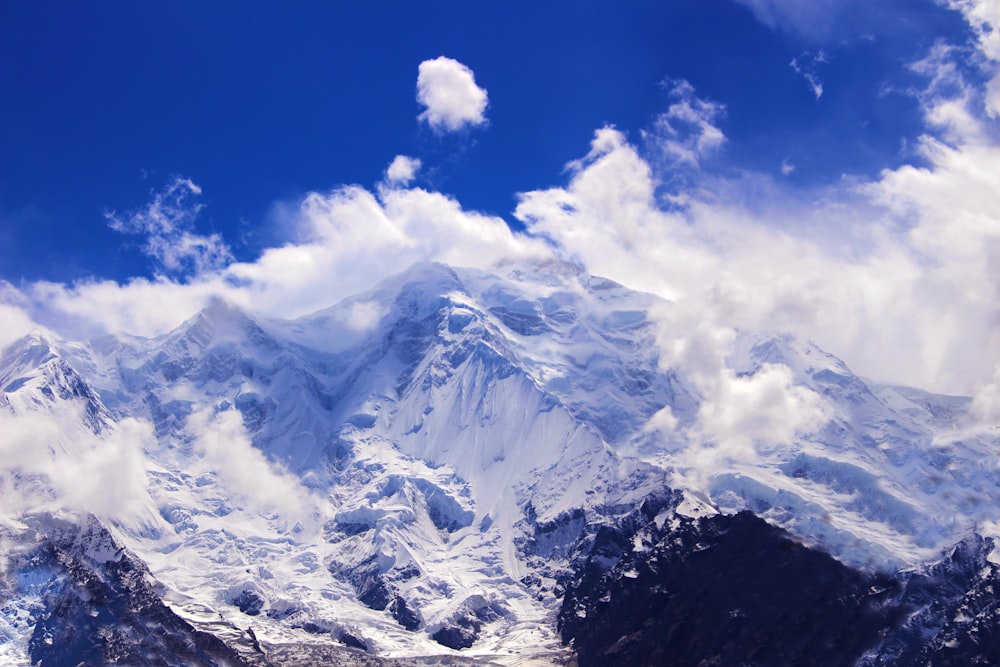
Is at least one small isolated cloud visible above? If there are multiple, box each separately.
[385,155,422,185]
[645,79,726,168]
[105,176,232,276]
[780,159,796,175]
[790,51,827,100]
[416,56,489,132]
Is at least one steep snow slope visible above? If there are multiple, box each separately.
[2,260,999,664]
[691,333,1000,568]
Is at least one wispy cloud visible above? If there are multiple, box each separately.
[186,406,318,529]
[416,56,489,133]
[789,50,828,100]
[0,404,159,528]
[105,176,233,277]
[645,79,726,168]
[732,0,845,39]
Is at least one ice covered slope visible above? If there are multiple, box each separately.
[2,259,999,663]
[267,260,998,570]
[696,332,1000,569]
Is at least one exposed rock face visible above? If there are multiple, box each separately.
[860,534,1000,666]
[557,496,1000,667]
[558,500,898,667]
[8,514,247,667]
[431,595,507,650]
[331,556,423,631]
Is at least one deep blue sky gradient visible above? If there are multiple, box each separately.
[0,0,971,283]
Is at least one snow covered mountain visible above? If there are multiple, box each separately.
[2,260,999,665]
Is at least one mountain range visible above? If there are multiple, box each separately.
[1,261,998,665]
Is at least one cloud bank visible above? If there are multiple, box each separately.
[5,2,998,409]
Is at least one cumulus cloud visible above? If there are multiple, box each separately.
[696,364,830,451]
[647,298,831,464]
[516,63,999,397]
[385,155,422,185]
[969,366,1000,425]
[948,0,1000,61]
[416,56,489,132]
[105,176,233,276]
[22,178,553,340]
[948,0,1000,116]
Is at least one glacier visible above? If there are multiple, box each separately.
[1,260,998,665]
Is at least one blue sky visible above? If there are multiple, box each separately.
[1,1,999,401]
[0,0,973,281]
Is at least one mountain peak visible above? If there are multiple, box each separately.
[0,330,61,385]
[168,296,274,352]
[197,295,253,326]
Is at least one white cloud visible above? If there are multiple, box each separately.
[732,0,848,39]
[341,300,388,331]
[416,56,489,132]
[644,303,831,482]
[955,0,1000,116]
[105,176,233,276]
[23,179,553,339]
[780,159,796,175]
[947,0,1000,61]
[695,363,831,451]
[385,155,422,185]
[515,68,1000,398]
[28,275,219,340]
[790,51,826,100]
[186,406,317,528]
[0,294,39,351]
[645,79,726,168]
[969,365,1000,425]
[106,176,203,236]
[0,405,158,527]
[10,22,1000,413]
